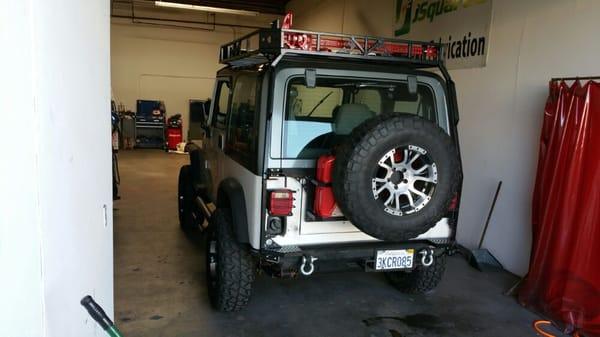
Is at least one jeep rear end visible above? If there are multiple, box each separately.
[182,16,463,311]
[259,60,460,277]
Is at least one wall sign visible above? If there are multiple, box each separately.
[394,0,492,69]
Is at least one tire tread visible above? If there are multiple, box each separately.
[211,209,254,312]
[178,165,198,230]
[385,255,447,293]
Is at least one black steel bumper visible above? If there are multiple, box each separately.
[258,240,457,277]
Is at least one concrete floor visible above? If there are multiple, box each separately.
[114,150,542,337]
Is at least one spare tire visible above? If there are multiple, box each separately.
[332,114,460,241]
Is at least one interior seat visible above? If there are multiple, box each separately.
[297,103,375,158]
[332,103,376,135]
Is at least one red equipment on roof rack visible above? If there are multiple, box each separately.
[219,12,443,68]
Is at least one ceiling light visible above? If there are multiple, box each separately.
[154,1,260,16]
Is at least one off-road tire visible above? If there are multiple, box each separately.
[178,165,205,230]
[178,165,200,230]
[385,255,446,293]
[206,209,254,312]
[332,114,460,241]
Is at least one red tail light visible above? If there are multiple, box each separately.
[269,190,294,216]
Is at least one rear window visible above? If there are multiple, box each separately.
[283,77,438,159]
[287,85,343,119]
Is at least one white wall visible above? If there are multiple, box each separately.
[0,1,44,336]
[287,0,600,275]
[111,13,278,140]
[0,1,113,336]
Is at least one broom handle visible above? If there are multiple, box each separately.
[478,181,502,249]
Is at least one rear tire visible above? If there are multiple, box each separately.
[385,255,446,293]
[178,165,202,230]
[206,209,255,312]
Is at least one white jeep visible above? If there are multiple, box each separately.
[178,21,462,311]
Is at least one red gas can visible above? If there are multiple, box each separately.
[316,154,335,184]
[314,154,340,217]
[314,186,340,217]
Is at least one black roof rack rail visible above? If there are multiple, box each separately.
[219,27,444,68]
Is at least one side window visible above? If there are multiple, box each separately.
[225,73,259,170]
[212,80,231,129]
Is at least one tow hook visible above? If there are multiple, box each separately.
[300,255,318,276]
[419,248,435,267]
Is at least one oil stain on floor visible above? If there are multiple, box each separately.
[364,314,454,336]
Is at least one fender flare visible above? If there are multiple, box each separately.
[216,178,250,244]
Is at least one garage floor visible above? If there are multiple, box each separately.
[114,150,542,337]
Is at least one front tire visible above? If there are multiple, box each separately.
[178,165,205,230]
[385,255,446,293]
[206,209,255,312]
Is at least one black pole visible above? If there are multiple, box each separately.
[478,181,502,249]
[551,76,600,82]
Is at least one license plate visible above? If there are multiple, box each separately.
[375,249,415,270]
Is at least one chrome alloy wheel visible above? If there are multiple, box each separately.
[371,145,438,216]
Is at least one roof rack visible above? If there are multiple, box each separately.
[219,27,444,68]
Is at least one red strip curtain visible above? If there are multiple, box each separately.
[519,80,600,336]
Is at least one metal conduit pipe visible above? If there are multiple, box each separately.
[111,14,267,30]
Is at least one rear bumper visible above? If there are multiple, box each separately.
[258,239,457,277]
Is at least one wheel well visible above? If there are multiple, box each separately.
[216,178,250,244]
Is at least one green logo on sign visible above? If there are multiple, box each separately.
[395,0,487,36]
[395,0,414,36]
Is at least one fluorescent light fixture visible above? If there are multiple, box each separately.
[154,1,260,16]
